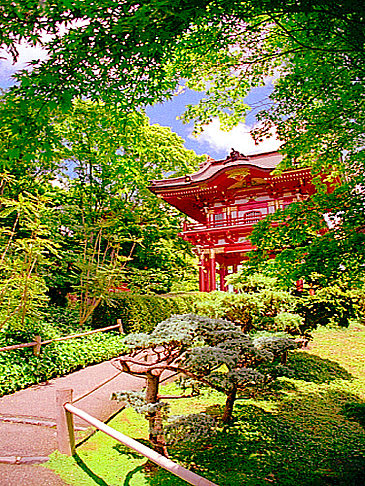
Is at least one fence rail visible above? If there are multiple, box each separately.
[56,389,218,486]
[0,320,124,355]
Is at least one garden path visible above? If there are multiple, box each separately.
[0,358,145,485]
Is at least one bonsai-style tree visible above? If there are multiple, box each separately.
[112,314,296,454]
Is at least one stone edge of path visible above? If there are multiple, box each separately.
[0,400,127,465]
[0,456,50,465]
[0,415,88,430]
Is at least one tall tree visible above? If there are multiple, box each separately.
[1,1,364,283]
[46,100,202,319]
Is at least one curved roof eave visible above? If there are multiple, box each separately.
[150,151,282,192]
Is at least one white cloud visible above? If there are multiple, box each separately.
[0,21,86,87]
[190,118,282,155]
[0,43,48,87]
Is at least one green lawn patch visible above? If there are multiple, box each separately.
[46,322,365,485]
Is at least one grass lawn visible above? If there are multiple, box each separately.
[46,322,365,486]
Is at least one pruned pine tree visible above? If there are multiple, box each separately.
[112,314,297,454]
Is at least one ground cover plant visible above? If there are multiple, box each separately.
[46,321,365,485]
[0,306,128,396]
[0,292,203,396]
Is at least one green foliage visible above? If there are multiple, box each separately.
[249,186,365,287]
[47,100,202,323]
[2,1,363,173]
[0,331,127,397]
[213,272,362,335]
[342,403,365,428]
[164,413,217,445]
[288,352,353,384]
[0,98,203,326]
[0,304,128,396]
[112,391,170,417]
[91,292,207,333]
[273,312,305,334]
[1,0,364,296]
[123,268,174,295]
[0,189,59,330]
[47,322,365,486]
[195,290,300,334]
[93,286,359,340]
[294,286,360,332]
[226,272,280,293]
[113,313,297,426]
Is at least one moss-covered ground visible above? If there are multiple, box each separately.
[46,322,365,485]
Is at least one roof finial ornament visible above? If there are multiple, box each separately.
[226,148,246,161]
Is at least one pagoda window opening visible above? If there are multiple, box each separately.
[244,211,261,224]
[213,213,225,227]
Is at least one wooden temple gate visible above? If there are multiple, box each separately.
[150,149,332,292]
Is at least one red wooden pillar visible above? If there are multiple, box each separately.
[200,253,210,292]
[204,254,210,292]
[219,265,228,291]
[199,254,205,292]
[209,250,216,292]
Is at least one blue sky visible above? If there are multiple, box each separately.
[146,84,276,159]
[0,43,280,160]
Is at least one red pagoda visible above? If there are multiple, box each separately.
[149,149,320,292]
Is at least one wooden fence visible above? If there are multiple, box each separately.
[56,388,218,486]
[0,319,124,356]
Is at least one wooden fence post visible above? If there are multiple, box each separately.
[56,388,76,456]
[33,335,42,356]
[117,318,124,334]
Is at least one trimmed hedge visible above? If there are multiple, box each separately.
[92,289,362,337]
[91,291,303,334]
[91,292,208,332]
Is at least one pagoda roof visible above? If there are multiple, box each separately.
[150,150,282,191]
[149,149,315,222]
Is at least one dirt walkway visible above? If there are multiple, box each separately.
[0,359,145,485]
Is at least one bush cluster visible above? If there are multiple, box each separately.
[194,291,301,334]
[0,305,127,397]
[193,288,361,336]
[0,332,127,397]
[1,285,362,398]
[91,292,207,332]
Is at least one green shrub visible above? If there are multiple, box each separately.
[195,291,297,333]
[294,286,360,333]
[342,402,365,428]
[91,292,207,332]
[0,331,127,397]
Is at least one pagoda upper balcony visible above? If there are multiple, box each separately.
[182,211,263,234]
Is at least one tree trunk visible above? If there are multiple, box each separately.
[280,350,288,364]
[146,372,168,456]
[222,386,237,424]
[146,372,159,404]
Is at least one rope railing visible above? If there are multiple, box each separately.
[0,320,124,355]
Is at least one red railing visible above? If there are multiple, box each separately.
[183,214,263,232]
